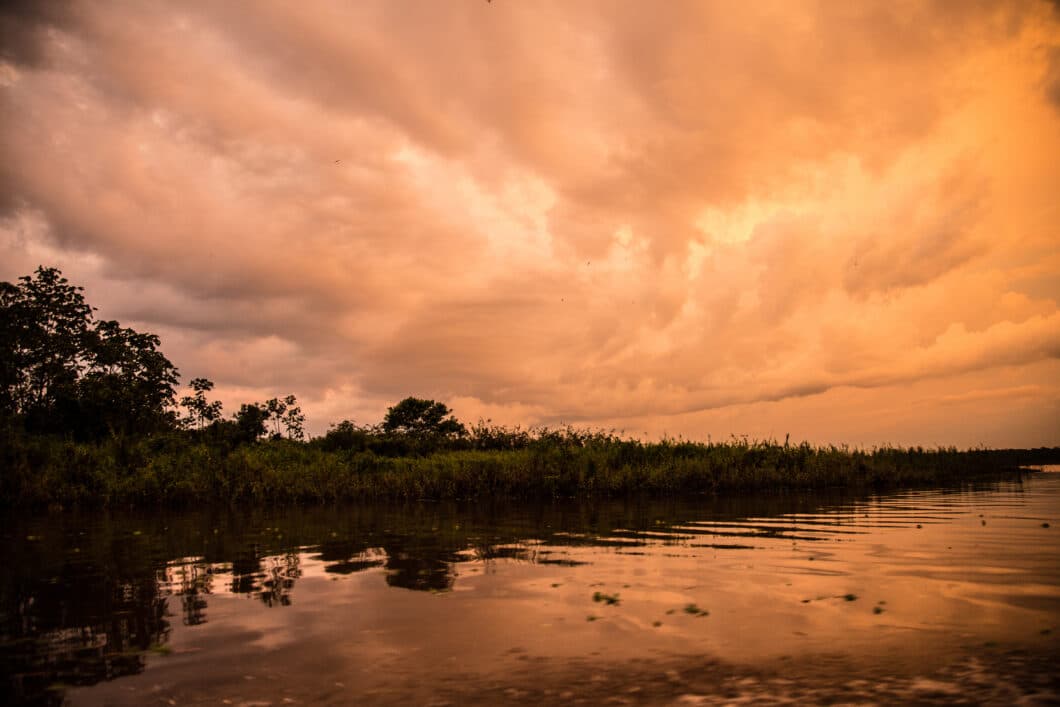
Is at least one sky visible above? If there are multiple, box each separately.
[1,0,1059,447]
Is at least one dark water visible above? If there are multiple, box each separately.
[3,469,1058,706]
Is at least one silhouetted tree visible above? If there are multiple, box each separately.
[0,267,180,439]
[382,397,466,439]
[264,395,305,440]
[71,320,180,439]
[318,419,372,452]
[0,267,93,421]
[233,402,268,443]
[180,378,222,431]
[282,396,306,440]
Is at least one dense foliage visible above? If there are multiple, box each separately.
[1,267,179,440]
[1,266,1056,508]
[2,428,1057,508]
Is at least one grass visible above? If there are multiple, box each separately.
[0,427,1054,508]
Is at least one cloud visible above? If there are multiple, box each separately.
[0,0,75,68]
[1046,46,1060,111]
[0,0,1058,444]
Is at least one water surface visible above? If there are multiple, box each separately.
[3,470,1058,705]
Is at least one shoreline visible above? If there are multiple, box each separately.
[3,434,1055,509]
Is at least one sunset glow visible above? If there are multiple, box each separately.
[2,0,1059,445]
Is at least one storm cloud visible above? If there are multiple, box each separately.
[1,0,1058,446]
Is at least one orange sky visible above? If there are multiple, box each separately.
[1,0,1058,446]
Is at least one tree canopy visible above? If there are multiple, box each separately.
[382,397,466,438]
[0,267,179,439]
[1,267,473,453]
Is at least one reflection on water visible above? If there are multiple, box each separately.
[2,471,1058,705]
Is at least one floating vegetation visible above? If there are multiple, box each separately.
[683,603,709,616]
[538,558,590,567]
[843,593,858,602]
[592,591,620,606]
[586,615,599,622]
[873,606,884,614]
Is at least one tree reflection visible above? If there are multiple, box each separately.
[2,492,874,704]
[163,561,216,627]
[1,561,170,706]
[259,553,301,607]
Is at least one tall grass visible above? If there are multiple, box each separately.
[2,426,1053,507]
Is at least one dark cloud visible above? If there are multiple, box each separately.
[0,0,73,66]
[1046,46,1060,111]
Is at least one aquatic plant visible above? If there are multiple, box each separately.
[592,591,620,605]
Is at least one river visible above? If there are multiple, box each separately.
[3,468,1058,705]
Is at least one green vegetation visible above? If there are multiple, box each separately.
[2,266,1058,508]
[4,427,1056,508]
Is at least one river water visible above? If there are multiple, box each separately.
[3,469,1058,705]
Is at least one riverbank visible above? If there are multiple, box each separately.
[3,430,1056,507]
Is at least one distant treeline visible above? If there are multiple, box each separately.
[2,267,1057,507]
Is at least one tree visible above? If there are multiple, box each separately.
[233,402,268,443]
[281,396,306,441]
[0,266,93,420]
[264,395,305,440]
[319,419,370,452]
[179,378,223,431]
[382,397,466,438]
[73,320,180,438]
[0,266,180,439]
